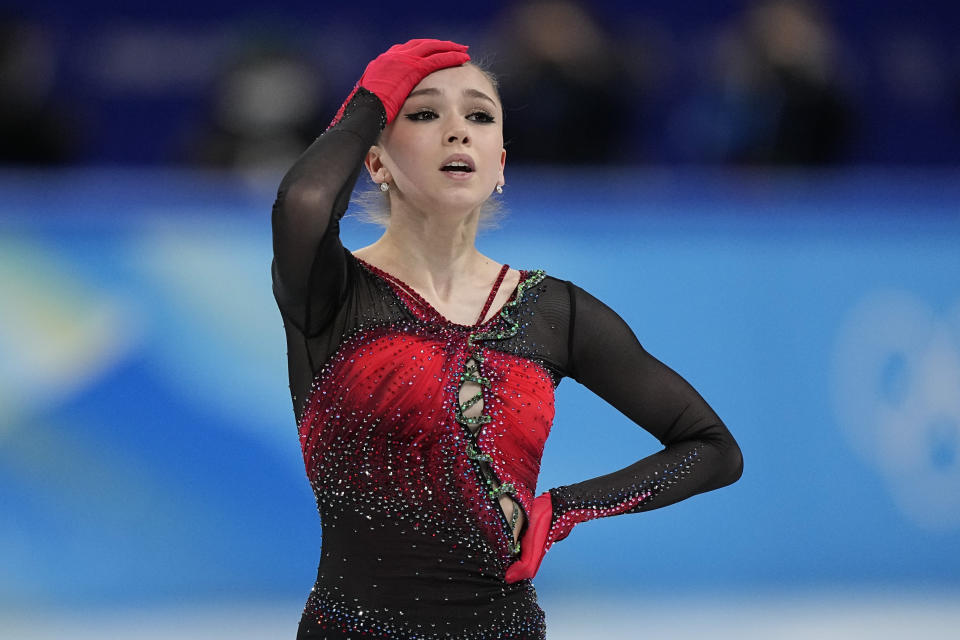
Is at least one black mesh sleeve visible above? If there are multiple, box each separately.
[545,282,743,544]
[271,88,385,338]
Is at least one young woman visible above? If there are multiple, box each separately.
[272,39,742,639]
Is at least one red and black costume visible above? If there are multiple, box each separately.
[272,88,742,639]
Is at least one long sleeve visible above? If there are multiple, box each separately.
[544,282,743,545]
[271,88,386,338]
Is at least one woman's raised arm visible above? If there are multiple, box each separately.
[271,39,470,336]
[271,89,384,335]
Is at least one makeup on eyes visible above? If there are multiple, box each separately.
[405,109,438,121]
[467,110,496,123]
[403,106,497,123]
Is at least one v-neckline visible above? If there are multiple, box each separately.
[354,256,523,330]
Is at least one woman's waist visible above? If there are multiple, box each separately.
[317,502,511,581]
[310,463,531,560]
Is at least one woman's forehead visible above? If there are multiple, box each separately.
[410,65,499,104]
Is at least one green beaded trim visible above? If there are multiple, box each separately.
[508,501,522,555]
[459,390,484,413]
[466,443,493,463]
[460,371,490,386]
[509,501,521,530]
[489,482,516,499]
[456,412,492,427]
[469,269,546,347]
[455,352,493,428]
[460,373,489,385]
[457,269,544,558]
[472,450,522,556]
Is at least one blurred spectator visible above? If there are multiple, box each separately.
[0,16,80,165]
[183,38,329,173]
[671,0,854,165]
[4,2,956,167]
[872,30,960,163]
[489,0,634,164]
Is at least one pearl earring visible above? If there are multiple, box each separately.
[379,182,389,192]
[496,184,503,194]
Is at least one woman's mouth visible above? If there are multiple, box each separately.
[439,155,476,175]
[441,161,473,173]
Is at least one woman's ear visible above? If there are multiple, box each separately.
[364,146,391,184]
[498,147,506,187]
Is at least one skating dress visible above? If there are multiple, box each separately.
[271,89,743,639]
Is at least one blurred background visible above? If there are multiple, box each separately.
[2,0,959,638]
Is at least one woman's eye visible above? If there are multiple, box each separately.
[468,111,496,123]
[405,110,438,121]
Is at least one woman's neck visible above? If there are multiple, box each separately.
[355,204,493,300]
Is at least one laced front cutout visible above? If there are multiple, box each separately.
[352,258,526,551]
[458,351,524,554]
[454,264,525,554]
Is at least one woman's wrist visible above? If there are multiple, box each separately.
[327,87,387,133]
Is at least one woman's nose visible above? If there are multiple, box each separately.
[446,129,470,144]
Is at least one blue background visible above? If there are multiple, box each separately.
[5,0,960,635]
[2,168,959,637]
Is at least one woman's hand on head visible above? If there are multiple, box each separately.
[329,39,470,129]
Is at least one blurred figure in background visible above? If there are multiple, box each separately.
[672,0,854,165]
[185,39,330,173]
[874,27,960,163]
[490,0,633,164]
[0,15,80,165]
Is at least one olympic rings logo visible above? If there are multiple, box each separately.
[831,290,960,531]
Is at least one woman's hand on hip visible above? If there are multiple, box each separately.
[504,492,554,584]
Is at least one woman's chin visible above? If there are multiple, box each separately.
[425,191,490,216]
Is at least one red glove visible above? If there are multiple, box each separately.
[504,492,554,584]
[329,38,470,129]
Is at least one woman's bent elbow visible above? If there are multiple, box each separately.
[720,438,743,487]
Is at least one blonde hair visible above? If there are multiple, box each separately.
[351,62,505,230]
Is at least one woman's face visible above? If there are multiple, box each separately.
[367,64,506,217]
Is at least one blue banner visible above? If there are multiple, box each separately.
[2,168,959,615]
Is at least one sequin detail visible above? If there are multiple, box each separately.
[547,447,703,546]
[281,88,741,637]
[327,87,387,131]
[456,269,547,556]
[296,264,554,638]
[300,583,545,639]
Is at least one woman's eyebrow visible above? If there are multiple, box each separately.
[407,87,441,99]
[463,88,496,106]
[406,87,495,106]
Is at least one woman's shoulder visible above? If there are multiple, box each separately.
[528,274,622,319]
[524,271,578,296]
[515,270,596,300]
[512,271,579,318]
